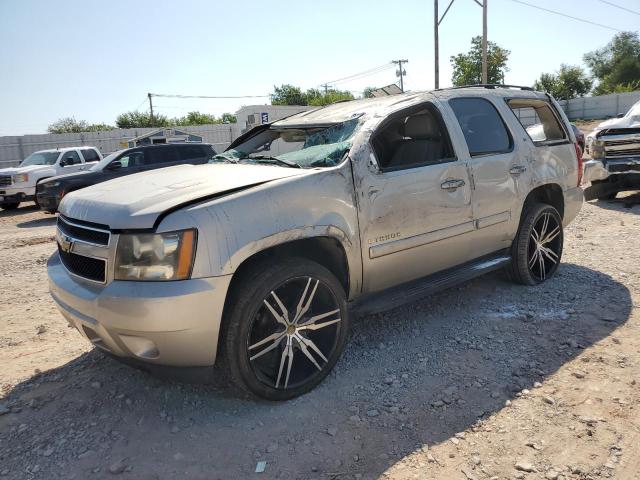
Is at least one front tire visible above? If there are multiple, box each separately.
[0,202,20,211]
[219,257,349,400]
[509,203,563,285]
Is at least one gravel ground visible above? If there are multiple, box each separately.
[0,192,639,480]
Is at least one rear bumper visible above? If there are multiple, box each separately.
[48,252,232,367]
[563,186,583,227]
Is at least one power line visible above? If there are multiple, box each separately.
[321,63,394,86]
[509,0,622,31]
[150,93,270,99]
[597,0,640,16]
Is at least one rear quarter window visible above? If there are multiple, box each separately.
[449,97,512,156]
[507,98,568,144]
[177,145,209,161]
[145,147,178,164]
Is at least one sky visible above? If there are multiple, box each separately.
[0,0,638,136]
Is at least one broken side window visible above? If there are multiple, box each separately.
[507,98,567,145]
[371,103,455,171]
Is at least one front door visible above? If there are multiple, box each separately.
[354,102,475,293]
[58,150,86,174]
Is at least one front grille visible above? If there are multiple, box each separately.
[0,175,10,187]
[606,149,640,158]
[609,163,640,173]
[58,245,106,282]
[58,216,110,246]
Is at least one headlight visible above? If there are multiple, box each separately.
[46,180,61,188]
[591,139,605,160]
[114,229,197,281]
[12,173,28,184]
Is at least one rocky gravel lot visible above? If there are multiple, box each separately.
[1,192,639,480]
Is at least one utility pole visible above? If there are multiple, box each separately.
[320,83,331,95]
[482,0,488,84]
[434,0,456,90]
[148,93,154,125]
[392,59,409,92]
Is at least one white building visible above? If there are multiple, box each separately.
[235,105,313,132]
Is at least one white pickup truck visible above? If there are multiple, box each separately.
[0,147,102,210]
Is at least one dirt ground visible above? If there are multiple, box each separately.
[1,189,639,480]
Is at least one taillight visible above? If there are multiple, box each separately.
[574,142,583,186]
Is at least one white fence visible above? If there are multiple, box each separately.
[0,124,242,168]
[558,91,640,121]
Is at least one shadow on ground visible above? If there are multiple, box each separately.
[590,190,640,212]
[16,216,57,229]
[0,203,39,219]
[0,263,631,479]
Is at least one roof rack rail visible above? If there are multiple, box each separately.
[436,84,534,91]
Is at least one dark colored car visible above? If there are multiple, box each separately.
[36,143,216,212]
[571,124,585,153]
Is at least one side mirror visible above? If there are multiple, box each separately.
[59,159,66,167]
[617,113,625,118]
[106,160,122,170]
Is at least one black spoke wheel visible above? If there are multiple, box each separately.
[509,203,563,285]
[219,257,349,400]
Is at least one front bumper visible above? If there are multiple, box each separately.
[48,252,232,367]
[35,189,61,212]
[0,185,35,204]
[583,158,640,200]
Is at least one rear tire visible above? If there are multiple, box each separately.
[509,203,563,286]
[219,257,349,401]
[0,202,19,211]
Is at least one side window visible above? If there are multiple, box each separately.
[81,148,100,162]
[449,98,512,156]
[115,151,144,169]
[146,147,178,164]
[507,98,567,144]
[177,145,207,161]
[371,104,455,171]
[61,150,81,166]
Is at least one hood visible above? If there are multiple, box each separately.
[588,105,640,138]
[59,163,309,229]
[0,164,52,176]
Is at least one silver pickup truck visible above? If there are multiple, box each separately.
[584,100,640,200]
[48,86,583,400]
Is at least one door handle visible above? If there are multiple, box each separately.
[509,165,527,175]
[441,179,466,191]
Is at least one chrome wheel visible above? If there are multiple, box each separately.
[527,211,562,281]
[247,276,342,390]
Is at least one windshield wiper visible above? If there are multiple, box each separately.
[243,155,301,168]
[210,154,239,164]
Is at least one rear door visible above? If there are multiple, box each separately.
[446,96,528,253]
[140,146,179,171]
[79,148,101,169]
[354,101,475,293]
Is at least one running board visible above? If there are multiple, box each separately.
[351,251,512,316]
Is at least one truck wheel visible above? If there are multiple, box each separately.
[598,192,617,200]
[220,257,349,400]
[509,203,563,286]
[0,202,20,211]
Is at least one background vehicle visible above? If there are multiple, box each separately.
[583,100,640,200]
[0,147,101,210]
[48,86,583,400]
[36,143,216,213]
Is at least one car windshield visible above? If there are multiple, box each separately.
[210,117,361,169]
[90,151,122,171]
[20,151,60,167]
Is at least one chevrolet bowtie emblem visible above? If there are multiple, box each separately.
[57,231,73,253]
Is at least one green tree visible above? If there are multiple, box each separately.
[174,111,219,126]
[450,36,510,86]
[115,111,169,129]
[308,89,354,106]
[48,117,113,134]
[271,84,308,105]
[533,64,592,100]
[362,87,377,99]
[584,32,640,95]
[221,112,237,123]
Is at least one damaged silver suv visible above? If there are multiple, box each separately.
[48,86,583,400]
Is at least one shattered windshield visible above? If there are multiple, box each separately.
[211,117,361,168]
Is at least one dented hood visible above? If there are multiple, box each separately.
[59,163,308,229]
[589,100,640,137]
